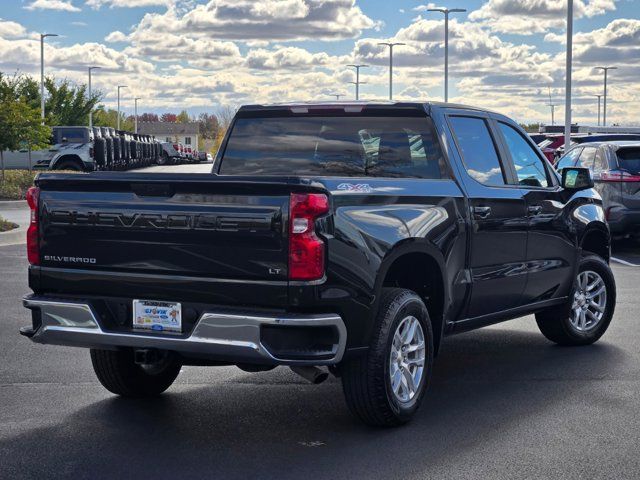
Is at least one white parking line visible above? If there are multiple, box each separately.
[611,256,640,267]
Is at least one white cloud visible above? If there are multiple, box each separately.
[469,0,617,35]
[86,0,174,8]
[0,18,28,38]
[126,0,380,43]
[24,0,81,12]
[105,31,128,42]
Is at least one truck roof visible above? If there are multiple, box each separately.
[237,100,498,115]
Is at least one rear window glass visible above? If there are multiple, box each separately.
[218,115,447,178]
[617,148,640,174]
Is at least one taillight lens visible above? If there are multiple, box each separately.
[26,186,40,265]
[601,170,640,182]
[289,193,329,281]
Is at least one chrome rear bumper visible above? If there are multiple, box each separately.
[22,295,346,365]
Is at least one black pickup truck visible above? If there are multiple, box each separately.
[21,102,616,426]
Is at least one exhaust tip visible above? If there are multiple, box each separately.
[290,366,328,384]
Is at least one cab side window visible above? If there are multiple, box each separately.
[449,116,506,186]
[498,122,550,188]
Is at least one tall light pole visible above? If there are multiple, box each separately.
[88,66,101,129]
[40,33,58,124]
[134,97,141,133]
[378,42,405,100]
[427,7,466,102]
[595,66,617,126]
[564,0,573,152]
[546,87,559,126]
[347,64,368,100]
[593,94,603,126]
[116,85,127,130]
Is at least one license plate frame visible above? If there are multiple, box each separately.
[132,299,182,333]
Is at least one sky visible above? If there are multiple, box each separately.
[1,0,639,125]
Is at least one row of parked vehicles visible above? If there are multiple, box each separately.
[1,126,211,172]
[526,131,640,237]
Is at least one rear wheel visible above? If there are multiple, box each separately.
[90,348,181,397]
[536,255,616,346]
[341,288,433,427]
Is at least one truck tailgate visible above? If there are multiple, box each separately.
[33,173,319,306]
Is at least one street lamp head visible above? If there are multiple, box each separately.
[89,66,101,71]
[41,33,59,39]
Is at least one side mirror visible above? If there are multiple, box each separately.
[561,167,594,190]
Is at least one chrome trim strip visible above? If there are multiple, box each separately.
[23,296,346,365]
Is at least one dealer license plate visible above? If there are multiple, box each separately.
[133,299,182,333]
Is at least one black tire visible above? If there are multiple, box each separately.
[157,152,169,166]
[94,138,106,169]
[90,348,181,397]
[341,288,434,427]
[536,254,616,346]
[54,160,83,171]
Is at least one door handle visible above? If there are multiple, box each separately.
[528,205,543,216]
[472,206,492,219]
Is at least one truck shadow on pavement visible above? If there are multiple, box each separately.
[0,327,625,479]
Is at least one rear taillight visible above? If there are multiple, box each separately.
[173,144,179,151]
[26,186,40,265]
[601,170,640,182]
[289,193,329,281]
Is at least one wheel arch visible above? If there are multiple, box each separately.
[51,154,86,171]
[580,223,610,262]
[374,240,449,356]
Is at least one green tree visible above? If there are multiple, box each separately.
[176,110,191,123]
[3,73,102,126]
[92,106,134,131]
[0,99,50,178]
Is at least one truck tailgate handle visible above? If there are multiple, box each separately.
[132,183,174,197]
[472,206,492,219]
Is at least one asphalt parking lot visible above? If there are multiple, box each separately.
[1,242,639,479]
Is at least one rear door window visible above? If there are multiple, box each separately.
[448,116,506,186]
[556,148,582,170]
[593,147,608,174]
[219,115,447,178]
[578,147,597,170]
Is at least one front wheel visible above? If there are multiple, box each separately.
[157,152,169,166]
[90,348,181,397]
[536,255,616,346]
[341,288,433,427]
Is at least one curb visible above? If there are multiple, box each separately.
[0,225,26,246]
[0,200,27,210]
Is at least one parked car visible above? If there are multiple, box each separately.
[21,101,616,427]
[540,133,640,164]
[556,141,640,235]
[159,142,183,165]
[197,151,213,163]
[2,126,95,171]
